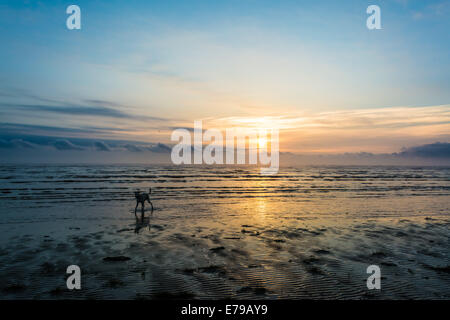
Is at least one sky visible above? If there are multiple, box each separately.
[0,0,449,160]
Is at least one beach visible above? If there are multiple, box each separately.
[0,165,449,299]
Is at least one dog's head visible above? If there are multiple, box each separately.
[134,191,141,197]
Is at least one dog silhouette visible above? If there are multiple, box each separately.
[134,188,153,219]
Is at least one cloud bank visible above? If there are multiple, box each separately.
[0,130,448,166]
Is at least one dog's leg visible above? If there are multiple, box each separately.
[134,201,139,218]
[149,200,154,214]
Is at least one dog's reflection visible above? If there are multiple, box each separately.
[134,217,150,234]
[134,205,154,234]
[135,215,152,234]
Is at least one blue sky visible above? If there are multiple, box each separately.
[0,0,449,156]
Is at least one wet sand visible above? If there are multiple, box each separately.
[0,165,449,299]
[0,204,449,299]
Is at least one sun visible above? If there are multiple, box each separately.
[258,137,267,148]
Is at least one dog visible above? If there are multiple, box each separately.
[134,188,153,219]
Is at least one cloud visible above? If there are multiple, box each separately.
[0,122,105,136]
[0,138,36,149]
[83,99,122,107]
[0,89,169,122]
[1,103,136,119]
[0,131,449,166]
[0,88,62,104]
[10,139,35,149]
[93,141,111,151]
[0,133,171,155]
[147,143,171,153]
[167,126,209,133]
[122,143,171,153]
[123,144,143,152]
[212,105,450,131]
[400,142,450,158]
[53,139,84,151]
[0,122,149,142]
[0,139,14,148]
[210,105,450,153]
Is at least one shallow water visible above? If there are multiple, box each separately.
[0,165,449,299]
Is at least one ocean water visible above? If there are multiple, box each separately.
[1,165,449,215]
[0,165,449,299]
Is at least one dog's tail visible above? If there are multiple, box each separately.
[149,187,152,194]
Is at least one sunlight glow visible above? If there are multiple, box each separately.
[258,137,267,148]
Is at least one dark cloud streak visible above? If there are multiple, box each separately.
[93,141,111,151]
[400,142,450,158]
[53,139,84,151]
[1,103,139,119]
